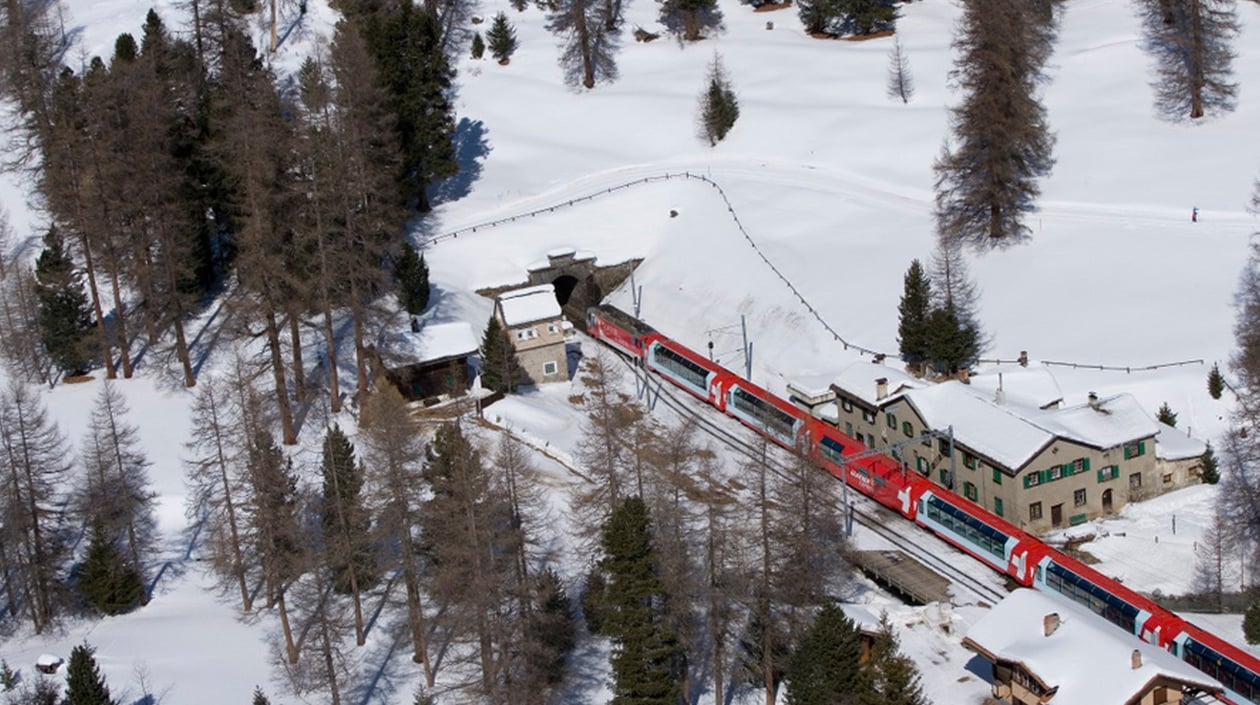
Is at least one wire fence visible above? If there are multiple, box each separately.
[426,170,1217,376]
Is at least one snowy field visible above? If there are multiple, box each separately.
[2,0,1260,702]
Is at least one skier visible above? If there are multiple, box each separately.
[1193,206,1199,223]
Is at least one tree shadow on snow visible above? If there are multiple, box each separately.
[428,118,490,208]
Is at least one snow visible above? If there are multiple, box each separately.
[964,588,1223,704]
[1032,393,1162,451]
[831,361,926,407]
[1156,421,1209,460]
[900,381,1056,470]
[496,283,563,326]
[786,373,837,403]
[1,0,1259,702]
[384,320,480,365]
[968,366,1065,410]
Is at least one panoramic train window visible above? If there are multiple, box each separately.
[1044,563,1140,634]
[652,344,709,393]
[923,495,1007,560]
[818,436,846,466]
[1184,638,1260,700]
[731,388,796,441]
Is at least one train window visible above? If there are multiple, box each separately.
[924,495,1007,560]
[731,388,797,442]
[1029,502,1043,520]
[1044,563,1140,634]
[819,436,846,465]
[652,344,710,393]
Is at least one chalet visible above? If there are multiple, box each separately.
[1152,422,1208,498]
[963,589,1223,705]
[826,361,1208,534]
[494,284,572,385]
[376,320,479,402]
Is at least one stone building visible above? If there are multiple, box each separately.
[494,284,572,385]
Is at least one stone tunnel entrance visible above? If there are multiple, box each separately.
[525,249,639,331]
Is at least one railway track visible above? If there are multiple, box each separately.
[624,358,1009,607]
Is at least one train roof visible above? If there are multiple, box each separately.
[592,305,656,336]
[965,589,1222,703]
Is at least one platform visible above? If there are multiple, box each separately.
[851,550,952,605]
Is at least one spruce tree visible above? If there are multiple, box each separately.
[487,12,519,63]
[859,612,928,705]
[600,497,683,705]
[797,0,841,35]
[923,305,979,377]
[64,643,117,705]
[251,686,271,705]
[1157,402,1178,427]
[471,31,485,59]
[897,259,931,370]
[1200,442,1220,485]
[479,316,524,393]
[1245,600,1260,645]
[320,425,376,597]
[530,568,577,686]
[33,227,92,376]
[699,54,739,147]
[661,0,722,41]
[394,242,430,315]
[1139,0,1239,120]
[784,602,863,705]
[77,523,144,616]
[1209,362,1225,399]
[1,659,16,691]
[836,0,897,36]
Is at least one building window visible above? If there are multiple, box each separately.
[1071,458,1087,473]
[886,413,896,429]
[845,422,854,437]
[1123,441,1146,459]
[1029,502,1043,521]
[1073,488,1086,507]
[921,432,932,447]
[1163,473,1173,485]
[543,361,559,376]
[515,328,537,340]
[841,397,853,412]
[963,452,977,470]
[916,455,927,475]
[992,468,1003,485]
[963,482,978,501]
[1097,465,1119,482]
[902,421,913,437]
[862,410,876,424]
[939,468,949,487]
[994,497,1004,517]
[547,323,558,334]
[1025,472,1041,488]
[867,433,876,449]
[1048,466,1063,482]
[938,438,952,457]
[1129,473,1142,489]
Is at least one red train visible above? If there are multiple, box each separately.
[587,304,1260,704]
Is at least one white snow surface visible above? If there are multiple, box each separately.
[965,588,1223,703]
[384,320,480,364]
[1,0,1260,703]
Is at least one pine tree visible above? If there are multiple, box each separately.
[548,0,619,89]
[859,612,929,705]
[479,315,524,393]
[1139,0,1239,120]
[1245,600,1260,644]
[487,12,519,63]
[661,0,722,41]
[923,305,979,377]
[77,522,144,615]
[394,242,430,315]
[934,0,1055,249]
[887,37,914,103]
[1157,402,1178,427]
[64,643,117,705]
[33,227,93,376]
[897,259,931,370]
[251,686,271,705]
[1,659,16,691]
[1200,442,1220,484]
[319,424,375,645]
[471,31,485,58]
[784,602,863,705]
[1209,362,1225,399]
[699,54,739,147]
[797,0,841,35]
[836,0,897,36]
[529,568,577,687]
[599,497,683,705]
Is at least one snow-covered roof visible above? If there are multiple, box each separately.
[1032,394,1161,451]
[968,366,1064,409]
[901,382,1055,470]
[839,603,882,634]
[1154,422,1208,461]
[964,589,1222,704]
[385,321,479,365]
[787,373,838,404]
[831,361,926,408]
[35,654,62,667]
[497,285,562,326]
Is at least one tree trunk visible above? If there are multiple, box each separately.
[322,305,342,413]
[265,309,297,445]
[288,310,306,402]
[352,298,369,401]
[1189,0,1205,119]
[105,257,134,378]
[277,588,299,664]
[75,234,115,379]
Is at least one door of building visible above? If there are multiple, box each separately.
[1102,489,1114,514]
[1051,503,1063,527]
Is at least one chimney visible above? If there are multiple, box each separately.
[1088,391,1099,409]
[1019,350,1028,367]
[873,353,886,365]
[1043,613,1061,637]
[994,373,1005,405]
[875,377,888,401]
[1131,649,1142,669]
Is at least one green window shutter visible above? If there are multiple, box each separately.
[887,413,895,428]
[1062,463,1073,476]
[1023,474,1031,488]
[939,469,948,485]
[995,498,1004,517]
[993,468,1002,484]
[1083,458,1091,471]
[1097,469,1105,483]
[1124,445,1132,460]
[1138,441,1146,456]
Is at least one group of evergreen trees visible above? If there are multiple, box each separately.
[797,0,898,38]
[0,381,156,633]
[896,247,984,377]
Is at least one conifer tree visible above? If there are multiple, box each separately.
[1139,0,1239,120]
[319,424,375,645]
[599,497,683,705]
[784,602,862,705]
[1245,599,1260,644]
[859,612,929,705]
[699,54,739,147]
[0,660,15,691]
[661,0,722,41]
[897,259,931,370]
[33,227,93,376]
[836,0,897,36]
[251,686,271,705]
[394,242,430,315]
[1200,442,1220,485]
[471,31,485,58]
[479,315,524,393]
[797,0,841,35]
[487,12,519,63]
[887,37,913,104]
[1157,402,1178,427]
[64,643,117,705]
[1209,362,1225,399]
[77,522,144,615]
[548,0,618,89]
[528,568,577,690]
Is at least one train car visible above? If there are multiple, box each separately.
[725,379,809,448]
[1032,551,1180,645]
[1172,622,1260,704]
[809,420,907,511]
[644,336,735,408]
[911,488,1048,585]
[587,305,658,359]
